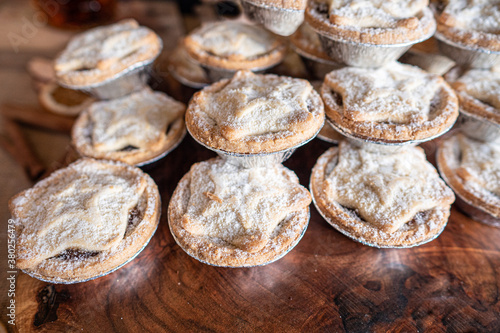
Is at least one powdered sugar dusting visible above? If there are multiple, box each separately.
[88,88,185,152]
[11,159,148,269]
[189,21,278,59]
[183,159,311,252]
[324,141,454,233]
[455,68,500,110]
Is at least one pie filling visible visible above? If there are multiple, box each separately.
[179,158,311,253]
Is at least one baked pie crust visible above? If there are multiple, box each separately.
[437,133,500,219]
[55,19,162,87]
[434,0,500,52]
[311,141,455,247]
[186,70,324,154]
[9,158,160,283]
[72,88,186,165]
[245,0,307,11]
[168,158,311,266]
[183,21,287,71]
[305,0,436,44]
[450,68,500,126]
[322,62,458,142]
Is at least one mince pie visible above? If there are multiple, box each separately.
[437,133,500,224]
[311,141,455,247]
[305,0,436,44]
[169,158,311,266]
[9,158,160,283]
[322,62,458,142]
[183,21,287,72]
[186,70,324,154]
[55,19,162,87]
[72,88,186,165]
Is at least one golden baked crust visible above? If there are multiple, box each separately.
[183,21,287,71]
[450,68,500,126]
[9,158,160,283]
[322,62,458,142]
[186,70,324,154]
[72,88,186,165]
[55,19,162,87]
[311,142,455,247]
[434,0,500,52]
[168,158,311,266]
[437,134,500,218]
[305,0,436,44]
[38,82,95,116]
[244,0,307,10]
[290,22,332,61]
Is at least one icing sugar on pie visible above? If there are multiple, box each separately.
[169,158,311,266]
[9,158,160,283]
[305,0,436,44]
[438,133,500,220]
[183,21,287,71]
[72,88,186,165]
[322,62,458,141]
[435,0,500,51]
[451,68,500,125]
[311,141,455,247]
[186,70,324,154]
[55,19,162,86]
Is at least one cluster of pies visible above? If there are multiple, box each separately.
[10,1,500,282]
[10,19,186,283]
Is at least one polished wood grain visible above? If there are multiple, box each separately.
[15,136,500,333]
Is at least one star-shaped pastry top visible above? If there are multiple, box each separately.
[90,88,185,153]
[326,62,442,124]
[328,0,427,28]
[454,69,500,110]
[181,159,311,253]
[205,70,314,141]
[457,135,500,197]
[324,141,454,233]
[55,19,160,74]
[190,22,277,60]
[11,159,147,269]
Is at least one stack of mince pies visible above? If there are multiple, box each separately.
[9,19,187,283]
[306,0,462,248]
[169,70,325,266]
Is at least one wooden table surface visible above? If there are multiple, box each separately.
[3,1,500,333]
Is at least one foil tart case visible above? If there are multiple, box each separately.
[197,62,278,82]
[240,0,305,36]
[316,30,435,68]
[169,209,310,268]
[458,110,500,143]
[326,117,454,154]
[187,125,322,168]
[434,32,500,69]
[168,63,209,89]
[21,218,160,284]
